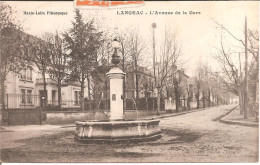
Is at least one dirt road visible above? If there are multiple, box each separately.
[1,104,258,163]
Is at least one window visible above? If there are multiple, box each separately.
[52,90,56,104]
[20,68,32,81]
[27,90,32,104]
[27,68,32,81]
[74,91,80,105]
[21,89,26,103]
[20,70,26,80]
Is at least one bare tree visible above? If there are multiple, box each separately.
[118,32,131,104]
[185,82,193,111]
[44,32,68,108]
[213,18,259,119]
[26,37,52,107]
[128,30,145,100]
[155,27,182,114]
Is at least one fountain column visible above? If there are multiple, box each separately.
[106,38,126,120]
[107,67,125,120]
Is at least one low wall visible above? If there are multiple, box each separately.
[2,109,46,126]
[0,113,2,125]
[46,110,161,125]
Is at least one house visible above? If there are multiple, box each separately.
[125,65,155,99]
[1,31,88,110]
[3,67,87,109]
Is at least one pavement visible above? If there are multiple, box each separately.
[0,104,249,132]
[0,105,215,150]
[0,104,258,162]
[219,106,259,127]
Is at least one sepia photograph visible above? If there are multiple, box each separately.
[0,0,259,163]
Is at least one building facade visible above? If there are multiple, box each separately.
[3,67,87,109]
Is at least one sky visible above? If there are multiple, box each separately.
[6,1,259,77]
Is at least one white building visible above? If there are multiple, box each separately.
[3,67,88,109]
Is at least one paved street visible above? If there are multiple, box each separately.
[0,104,258,163]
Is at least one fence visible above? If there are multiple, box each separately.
[2,94,82,110]
[2,94,165,111]
[85,97,165,111]
[4,94,40,109]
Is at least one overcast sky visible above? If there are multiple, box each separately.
[7,1,259,76]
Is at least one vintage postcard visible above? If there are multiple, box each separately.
[0,0,259,163]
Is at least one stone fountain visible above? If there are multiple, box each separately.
[74,39,161,143]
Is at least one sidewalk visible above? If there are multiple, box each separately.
[0,124,62,132]
[141,107,208,120]
[220,106,259,127]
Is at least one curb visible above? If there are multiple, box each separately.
[216,106,259,128]
[146,107,208,120]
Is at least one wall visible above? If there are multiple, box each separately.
[165,98,176,110]
[2,109,45,126]
[165,98,198,110]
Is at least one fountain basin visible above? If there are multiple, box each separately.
[74,119,161,143]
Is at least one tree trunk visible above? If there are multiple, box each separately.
[196,92,200,109]
[146,96,148,111]
[0,79,5,110]
[244,16,248,119]
[157,87,161,115]
[80,83,85,111]
[93,82,99,111]
[254,58,259,118]
[238,88,243,114]
[58,80,61,109]
[175,86,180,112]
[183,96,186,110]
[242,91,246,116]
[123,76,126,110]
[202,92,206,108]
[152,88,155,111]
[135,72,139,99]
[43,71,47,107]
[187,97,191,111]
[208,89,211,107]
[87,76,91,111]
[105,80,107,110]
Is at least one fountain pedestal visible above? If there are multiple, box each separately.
[106,67,125,120]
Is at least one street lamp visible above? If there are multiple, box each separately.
[106,38,126,120]
[111,38,121,66]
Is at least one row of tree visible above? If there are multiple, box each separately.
[0,4,187,112]
[212,18,259,119]
[2,3,252,115]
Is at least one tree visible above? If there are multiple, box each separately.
[154,27,182,114]
[0,3,27,109]
[25,36,52,107]
[118,32,131,108]
[45,32,68,108]
[213,18,259,119]
[173,71,182,112]
[185,83,193,111]
[128,30,145,100]
[64,9,103,111]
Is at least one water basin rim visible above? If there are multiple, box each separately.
[75,119,160,125]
